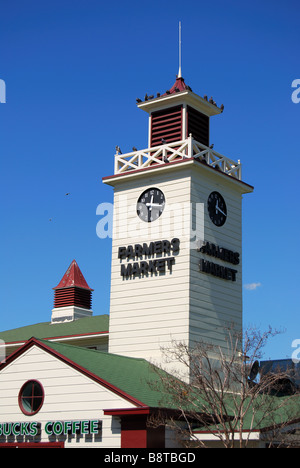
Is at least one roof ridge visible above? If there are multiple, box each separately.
[0,314,109,333]
[0,314,109,343]
[39,337,153,364]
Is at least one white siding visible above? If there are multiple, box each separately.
[189,165,243,351]
[107,162,248,373]
[108,170,191,366]
[0,346,136,448]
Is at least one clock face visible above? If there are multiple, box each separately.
[207,191,227,227]
[137,188,165,223]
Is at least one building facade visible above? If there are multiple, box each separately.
[104,75,253,369]
[0,75,298,448]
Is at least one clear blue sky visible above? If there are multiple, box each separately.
[0,0,299,360]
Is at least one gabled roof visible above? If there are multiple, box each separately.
[0,314,109,344]
[0,337,172,409]
[53,259,93,290]
[1,336,298,430]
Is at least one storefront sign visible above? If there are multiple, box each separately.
[0,422,40,437]
[118,238,180,278]
[45,420,101,436]
[0,420,101,437]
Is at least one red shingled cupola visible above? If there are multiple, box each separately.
[51,260,93,323]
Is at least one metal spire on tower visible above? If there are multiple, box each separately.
[178,21,182,78]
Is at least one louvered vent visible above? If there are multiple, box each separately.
[187,106,209,146]
[151,105,182,146]
[54,287,92,310]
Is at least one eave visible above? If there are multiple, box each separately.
[137,90,222,117]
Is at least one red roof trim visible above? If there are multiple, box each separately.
[104,408,151,416]
[103,157,254,191]
[4,330,109,346]
[102,156,187,182]
[0,338,146,408]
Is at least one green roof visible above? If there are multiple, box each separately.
[196,392,300,432]
[0,315,109,343]
[3,334,299,426]
[26,338,300,423]
[33,338,171,408]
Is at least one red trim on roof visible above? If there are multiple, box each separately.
[103,156,254,191]
[0,337,147,408]
[4,330,109,346]
[102,155,187,182]
[104,408,151,416]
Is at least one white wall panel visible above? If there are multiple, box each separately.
[106,160,250,377]
[0,346,136,448]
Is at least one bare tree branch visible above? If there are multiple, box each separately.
[148,326,300,448]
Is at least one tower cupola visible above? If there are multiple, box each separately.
[137,76,224,148]
[51,259,93,323]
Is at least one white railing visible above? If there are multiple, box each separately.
[114,135,242,180]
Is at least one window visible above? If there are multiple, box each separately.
[19,380,44,415]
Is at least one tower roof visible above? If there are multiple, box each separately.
[137,75,223,117]
[53,259,93,291]
[162,76,190,95]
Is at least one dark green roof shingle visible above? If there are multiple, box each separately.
[0,315,109,343]
[33,338,172,408]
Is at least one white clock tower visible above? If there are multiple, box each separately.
[103,75,253,371]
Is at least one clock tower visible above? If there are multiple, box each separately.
[103,75,253,371]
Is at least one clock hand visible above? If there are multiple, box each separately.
[216,205,227,217]
[149,195,154,211]
[146,202,163,207]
